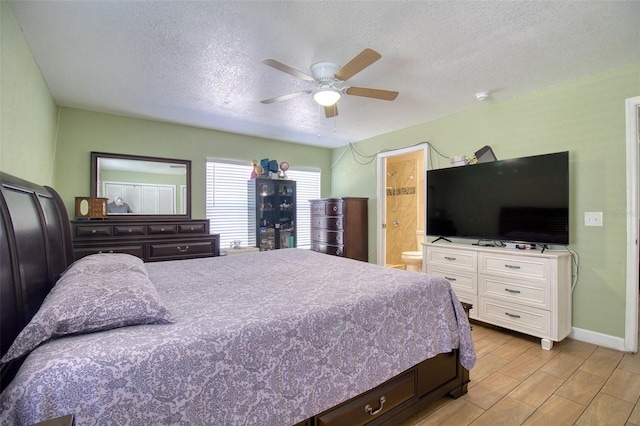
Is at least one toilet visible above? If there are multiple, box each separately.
[401,230,424,272]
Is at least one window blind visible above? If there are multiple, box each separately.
[205,160,320,250]
[284,169,321,249]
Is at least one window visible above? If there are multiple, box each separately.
[206,160,320,250]
[283,168,321,248]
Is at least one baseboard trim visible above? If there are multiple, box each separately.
[570,327,626,352]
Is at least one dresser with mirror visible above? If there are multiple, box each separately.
[71,152,220,262]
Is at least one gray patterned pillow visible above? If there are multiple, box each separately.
[60,253,147,277]
[1,256,174,364]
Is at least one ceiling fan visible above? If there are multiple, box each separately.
[260,48,399,118]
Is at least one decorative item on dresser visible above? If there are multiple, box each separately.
[71,219,220,261]
[310,197,368,261]
[74,196,108,219]
[424,242,572,350]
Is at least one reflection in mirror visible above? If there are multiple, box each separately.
[91,152,191,218]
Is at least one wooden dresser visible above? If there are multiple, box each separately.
[71,218,220,262]
[309,197,368,262]
[424,242,572,350]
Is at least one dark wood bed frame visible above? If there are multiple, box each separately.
[0,171,469,425]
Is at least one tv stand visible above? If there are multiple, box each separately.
[423,242,572,350]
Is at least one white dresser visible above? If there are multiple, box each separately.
[424,242,572,350]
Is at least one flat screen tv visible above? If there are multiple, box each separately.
[426,151,569,245]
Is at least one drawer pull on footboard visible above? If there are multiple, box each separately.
[364,396,386,416]
[444,256,456,261]
[176,246,190,252]
[504,288,521,294]
[505,312,521,319]
[504,264,521,269]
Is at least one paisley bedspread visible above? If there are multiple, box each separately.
[0,249,475,426]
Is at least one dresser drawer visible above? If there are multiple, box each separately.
[478,297,551,338]
[425,247,477,272]
[148,240,216,261]
[311,242,344,257]
[75,225,112,238]
[178,223,207,234]
[73,244,145,261]
[479,252,551,281]
[113,225,146,236]
[311,215,343,230]
[310,200,343,216]
[316,370,415,426]
[147,224,177,235]
[479,274,550,309]
[427,267,477,294]
[71,219,220,262]
[312,229,343,245]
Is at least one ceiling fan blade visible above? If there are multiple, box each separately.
[262,59,314,82]
[334,48,382,81]
[261,90,311,104]
[346,86,399,101]
[324,104,338,118]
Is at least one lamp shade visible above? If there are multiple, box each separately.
[312,88,341,106]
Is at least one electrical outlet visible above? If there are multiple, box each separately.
[584,212,603,227]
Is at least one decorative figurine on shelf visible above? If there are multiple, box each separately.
[267,160,279,179]
[279,161,289,179]
[260,159,270,178]
[250,160,259,179]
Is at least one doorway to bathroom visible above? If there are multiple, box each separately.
[376,144,429,269]
[625,95,640,352]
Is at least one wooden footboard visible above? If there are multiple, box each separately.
[299,302,473,426]
[298,349,469,426]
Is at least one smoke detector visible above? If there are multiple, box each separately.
[475,91,491,101]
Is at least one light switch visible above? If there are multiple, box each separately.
[584,212,603,227]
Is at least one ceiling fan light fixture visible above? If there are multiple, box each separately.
[312,88,341,106]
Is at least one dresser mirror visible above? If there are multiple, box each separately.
[91,152,191,218]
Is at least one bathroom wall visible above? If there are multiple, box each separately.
[385,151,425,266]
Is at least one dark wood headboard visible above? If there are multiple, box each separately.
[0,171,73,390]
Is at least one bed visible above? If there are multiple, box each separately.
[0,171,475,426]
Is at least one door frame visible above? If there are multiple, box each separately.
[375,143,429,266]
[625,95,640,352]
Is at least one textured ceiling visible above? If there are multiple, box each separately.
[8,1,640,149]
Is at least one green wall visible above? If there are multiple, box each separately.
[0,1,59,185]
[53,108,333,218]
[331,62,640,339]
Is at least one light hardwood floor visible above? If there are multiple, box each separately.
[401,322,640,426]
